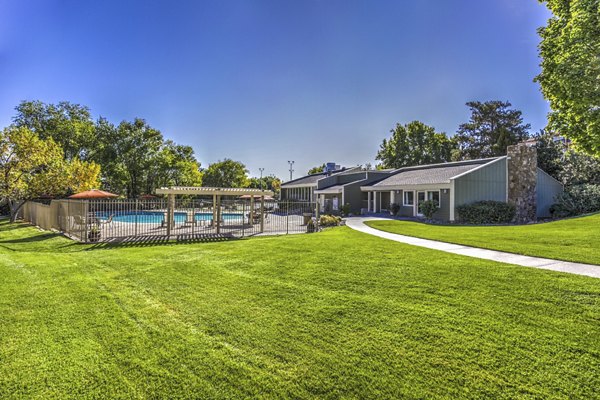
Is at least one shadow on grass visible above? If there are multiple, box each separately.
[85,233,238,250]
[0,233,58,244]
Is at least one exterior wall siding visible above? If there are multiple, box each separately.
[536,169,563,218]
[432,189,451,221]
[453,158,507,210]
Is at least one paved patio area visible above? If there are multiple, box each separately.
[346,217,600,279]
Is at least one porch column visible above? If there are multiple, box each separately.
[390,190,395,204]
[373,191,378,212]
[367,192,372,212]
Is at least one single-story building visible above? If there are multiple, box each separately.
[360,144,563,222]
[280,165,394,214]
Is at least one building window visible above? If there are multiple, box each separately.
[427,191,440,203]
[403,191,414,206]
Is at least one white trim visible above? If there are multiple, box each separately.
[449,156,507,180]
[403,190,415,206]
[281,183,318,189]
[449,179,456,221]
[362,183,451,192]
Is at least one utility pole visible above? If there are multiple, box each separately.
[287,160,295,181]
[259,168,264,191]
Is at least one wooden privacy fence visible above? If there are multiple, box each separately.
[20,199,89,241]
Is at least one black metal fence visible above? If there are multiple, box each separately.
[84,198,318,242]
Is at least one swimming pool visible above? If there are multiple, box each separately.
[96,211,244,224]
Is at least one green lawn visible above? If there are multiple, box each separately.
[1,218,599,399]
[365,213,600,266]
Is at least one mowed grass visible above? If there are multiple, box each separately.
[366,213,600,266]
[0,219,599,399]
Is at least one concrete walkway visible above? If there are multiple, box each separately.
[346,217,600,279]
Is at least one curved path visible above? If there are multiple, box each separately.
[345,217,600,279]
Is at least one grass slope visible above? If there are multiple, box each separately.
[366,213,600,266]
[0,219,599,399]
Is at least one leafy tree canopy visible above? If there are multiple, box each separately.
[536,0,600,155]
[248,175,282,194]
[13,100,95,160]
[0,126,100,221]
[307,164,325,175]
[202,159,249,188]
[454,101,531,160]
[376,121,455,169]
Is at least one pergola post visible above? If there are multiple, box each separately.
[212,194,217,227]
[260,195,265,233]
[250,196,254,225]
[167,194,175,236]
[216,195,221,234]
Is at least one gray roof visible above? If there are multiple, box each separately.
[372,158,498,187]
[314,184,344,194]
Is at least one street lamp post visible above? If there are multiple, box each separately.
[259,167,265,191]
[287,160,295,181]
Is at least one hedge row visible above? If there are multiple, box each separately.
[456,201,516,224]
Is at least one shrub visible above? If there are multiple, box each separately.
[550,184,600,218]
[319,214,342,227]
[340,203,352,217]
[419,200,439,219]
[456,201,516,224]
[389,203,401,216]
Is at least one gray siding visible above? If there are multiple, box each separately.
[454,158,507,207]
[397,190,415,217]
[432,189,451,221]
[536,169,563,218]
[316,175,338,190]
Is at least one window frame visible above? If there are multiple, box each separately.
[403,190,414,206]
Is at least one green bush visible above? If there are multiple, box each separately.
[319,214,342,227]
[340,203,352,217]
[419,200,439,219]
[550,184,600,218]
[456,201,516,224]
[389,203,401,216]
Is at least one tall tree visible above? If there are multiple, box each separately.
[12,100,95,160]
[149,140,202,191]
[0,126,100,221]
[454,101,531,160]
[376,121,455,169]
[536,0,600,155]
[248,175,282,195]
[202,159,249,188]
[534,130,565,181]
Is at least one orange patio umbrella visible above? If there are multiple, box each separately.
[68,189,119,199]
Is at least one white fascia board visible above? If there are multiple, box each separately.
[281,183,318,189]
[361,183,451,192]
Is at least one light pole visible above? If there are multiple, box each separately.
[287,160,295,181]
[259,168,265,191]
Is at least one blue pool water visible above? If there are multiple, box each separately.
[96,211,244,224]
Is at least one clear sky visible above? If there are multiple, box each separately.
[0,0,551,180]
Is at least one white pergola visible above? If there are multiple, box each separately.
[155,186,274,235]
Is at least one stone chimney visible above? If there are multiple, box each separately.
[507,144,537,223]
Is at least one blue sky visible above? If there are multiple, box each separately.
[0,0,550,179]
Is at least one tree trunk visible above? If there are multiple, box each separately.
[9,199,25,223]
